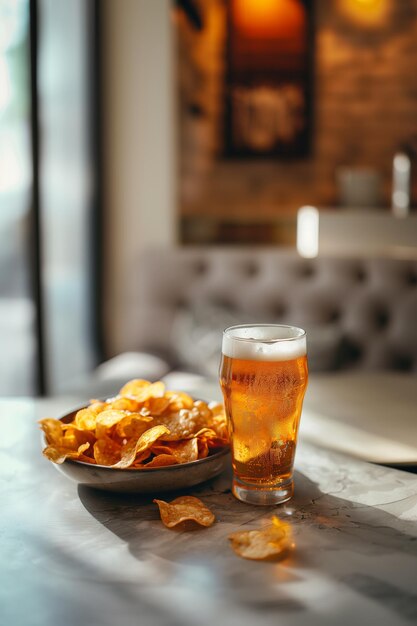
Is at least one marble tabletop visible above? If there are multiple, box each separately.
[1,397,417,626]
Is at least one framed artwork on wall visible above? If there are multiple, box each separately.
[225,0,314,158]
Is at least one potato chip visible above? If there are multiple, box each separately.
[154,409,215,441]
[74,408,98,431]
[150,438,199,464]
[192,427,218,439]
[145,454,178,468]
[77,453,96,464]
[96,409,133,428]
[170,438,199,463]
[175,440,200,461]
[111,424,171,469]
[43,442,90,464]
[146,381,165,398]
[131,449,152,467]
[197,433,229,449]
[153,496,215,528]
[208,402,229,439]
[119,379,165,401]
[150,443,174,456]
[146,396,171,416]
[114,414,154,439]
[119,378,150,396]
[229,516,291,561]
[104,396,141,412]
[193,400,212,419]
[61,427,96,451]
[165,391,194,411]
[93,437,122,466]
[40,377,229,469]
[154,402,226,442]
[39,418,64,445]
[94,410,127,437]
[88,400,107,414]
[197,438,209,459]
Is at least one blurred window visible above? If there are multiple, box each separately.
[38,0,99,394]
[0,0,100,396]
[0,0,35,395]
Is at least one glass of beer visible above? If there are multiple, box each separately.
[220,324,308,506]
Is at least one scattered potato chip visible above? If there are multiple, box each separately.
[40,378,229,469]
[229,516,292,561]
[153,496,215,528]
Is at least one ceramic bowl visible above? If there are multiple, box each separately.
[44,407,230,493]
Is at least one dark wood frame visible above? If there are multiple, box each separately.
[86,0,105,365]
[29,0,45,394]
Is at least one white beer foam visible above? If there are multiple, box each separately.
[222,325,306,362]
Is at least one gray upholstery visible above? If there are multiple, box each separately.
[121,247,417,373]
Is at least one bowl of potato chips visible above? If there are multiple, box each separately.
[39,379,230,493]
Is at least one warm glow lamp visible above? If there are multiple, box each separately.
[337,0,390,27]
[233,0,305,38]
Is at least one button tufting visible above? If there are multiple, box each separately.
[329,310,341,323]
[175,296,187,309]
[244,262,259,277]
[301,265,315,278]
[194,260,208,275]
[213,297,235,310]
[271,303,287,318]
[393,353,413,371]
[355,268,367,283]
[407,272,417,286]
[376,309,390,330]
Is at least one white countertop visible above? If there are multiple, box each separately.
[1,396,417,626]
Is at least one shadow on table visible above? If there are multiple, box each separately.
[78,469,417,620]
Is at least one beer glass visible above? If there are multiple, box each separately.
[219,324,308,505]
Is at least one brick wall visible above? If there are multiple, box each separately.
[178,0,417,223]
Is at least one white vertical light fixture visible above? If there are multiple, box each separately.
[392,152,411,218]
[297,205,319,258]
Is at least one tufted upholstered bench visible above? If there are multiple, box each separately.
[104,247,417,377]
[82,247,417,465]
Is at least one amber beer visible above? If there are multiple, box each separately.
[220,324,308,505]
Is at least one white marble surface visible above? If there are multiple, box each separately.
[1,397,417,626]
